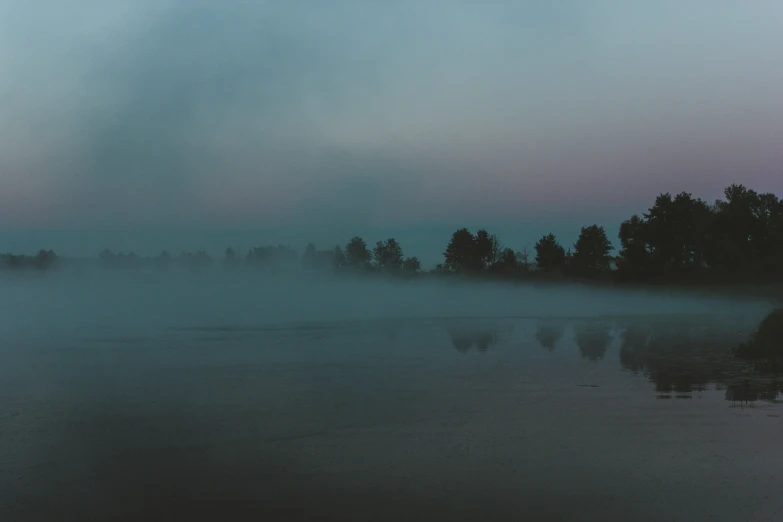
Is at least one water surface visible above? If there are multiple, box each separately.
[2,310,781,521]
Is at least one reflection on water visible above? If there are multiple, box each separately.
[449,327,497,353]
[573,321,614,361]
[3,313,782,521]
[535,321,564,351]
[612,318,782,402]
[443,316,780,403]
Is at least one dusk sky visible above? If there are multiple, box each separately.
[1,1,782,263]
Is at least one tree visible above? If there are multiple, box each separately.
[572,225,613,274]
[443,228,481,272]
[344,236,372,271]
[34,249,58,271]
[488,247,521,276]
[704,185,783,275]
[402,256,421,274]
[643,192,712,274]
[373,238,404,273]
[617,214,652,278]
[475,229,500,268]
[534,233,566,271]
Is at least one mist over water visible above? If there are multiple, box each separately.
[2,272,781,521]
[0,269,771,336]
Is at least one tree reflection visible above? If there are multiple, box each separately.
[449,328,497,353]
[724,380,782,404]
[535,321,564,351]
[573,322,613,361]
[616,318,780,403]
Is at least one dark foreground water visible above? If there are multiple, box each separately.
[2,313,782,521]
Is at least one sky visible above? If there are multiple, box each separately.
[1,1,782,264]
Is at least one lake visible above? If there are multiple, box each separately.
[1,276,781,521]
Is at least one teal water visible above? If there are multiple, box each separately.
[2,312,781,521]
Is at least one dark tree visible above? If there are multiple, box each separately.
[534,233,566,271]
[373,238,404,273]
[344,237,372,271]
[443,228,481,272]
[490,248,520,275]
[617,214,651,278]
[475,229,500,268]
[643,192,711,274]
[704,185,783,276]
[402,256,421,274]
[572,225,613,274]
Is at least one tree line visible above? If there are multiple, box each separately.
[437,183,782,284]
[2,184,781,285]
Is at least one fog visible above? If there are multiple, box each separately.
[0,269,772,339]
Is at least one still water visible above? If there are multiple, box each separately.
[2,313,782,521]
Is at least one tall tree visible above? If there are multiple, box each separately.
[373,238,404,272]
[474,229,500,268]
[534,233,566,271]
[572,225,613,274]
[617,214,652,278]
[443,228,481,272]
[643,192,712,273]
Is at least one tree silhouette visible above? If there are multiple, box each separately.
[572,225,613,275]
[373,238,404,273]
[705,185,782,275]
[475,229,500,268]
[643,192,711,274]
[344,237,372,271]
[617,215,650,277]
[534,233,565,271]
[443,228,481,273]
[488,248,522,276]
[402,256,421,274]
[616,185,783,282]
